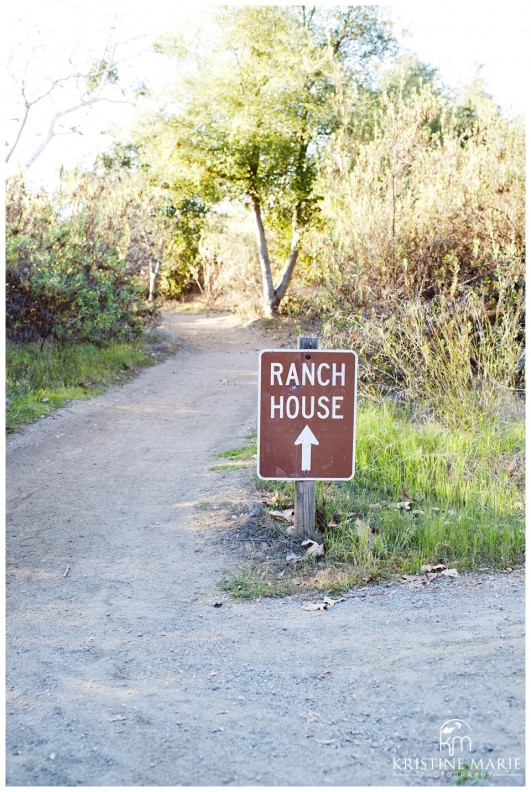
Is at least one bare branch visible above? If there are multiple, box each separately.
[6,32,145,168]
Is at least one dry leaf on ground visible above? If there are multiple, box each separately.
[441,568,459,577]
[301,596,344,611]
[402,565,459,586]
[301,539,325,558]
[269,509,295,523]
[323,596,344,606]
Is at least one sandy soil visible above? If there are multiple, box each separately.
[5,310,525,787]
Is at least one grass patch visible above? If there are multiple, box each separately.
[211,462,250,472]
[5,331,178,432]
[220,568,296,599]
[216,442,257,460]
[319,399,525,574]
[220,569,272,599]
[229,398,524,599]
[456,764,490,785]
[211,440,257,470]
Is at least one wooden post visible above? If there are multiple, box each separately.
[294,335,318,540]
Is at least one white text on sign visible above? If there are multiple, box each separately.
[270,395,343,420]
[270,361,346,387]
[269,360,346,420]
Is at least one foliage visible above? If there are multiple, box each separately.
[193,208,263,313]
[138,5,396,315]
[225,393,523,598]
[322,399,524,573]
[311,73,525,439]
[322,289,525,428]
[5,175,155,347]
[99,142,209,299]
[307,76,525,307]
[156,197,209,298]
[5,339,153,432]
[5,323,180,432]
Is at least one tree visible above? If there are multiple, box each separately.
[138,6,395,316]
[5,27,145,173]
[95,143,209,301]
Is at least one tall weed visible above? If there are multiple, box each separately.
[322,290,524,428]
[307,82,525,307]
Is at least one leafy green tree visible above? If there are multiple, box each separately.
[99,142,209,299]
[137,5,395,316]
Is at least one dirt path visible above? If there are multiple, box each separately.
[6,310,525,787]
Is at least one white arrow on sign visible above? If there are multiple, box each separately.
[294,425,319,472]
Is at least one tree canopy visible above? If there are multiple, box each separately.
[135,5,396,315]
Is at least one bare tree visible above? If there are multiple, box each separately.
[5,31,144,170]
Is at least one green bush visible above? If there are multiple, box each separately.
[5,177,155,346]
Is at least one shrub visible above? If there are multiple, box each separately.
[5,176,155,346]
[306,81,525,309]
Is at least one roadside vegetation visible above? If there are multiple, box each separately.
[217,384,524,598]
[6,7,524,589]
[5,333,179,433]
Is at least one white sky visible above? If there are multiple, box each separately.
[389,0,528,117]
[4,0,528,187]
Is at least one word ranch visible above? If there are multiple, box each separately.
[270,361,346,387]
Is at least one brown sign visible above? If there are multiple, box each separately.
[257,349,357,481]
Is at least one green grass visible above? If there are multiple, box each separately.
[220,568,296,599]
[211,440,258,471]
[456,764,490,785]
[210,462,251,472]
[319,399,524,575]
[5,338,162,432]
[220,569,272,599]
[215,443,257,460]
[230,398,524,598]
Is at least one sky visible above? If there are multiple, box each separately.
[4,0,528,188]
[389,1,528,116]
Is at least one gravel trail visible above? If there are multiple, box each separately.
[6,310,525,787]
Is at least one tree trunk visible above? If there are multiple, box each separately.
[272,213,300,307]
[148,241,163,302]
[250,196,301,318]
[251,195,276,316]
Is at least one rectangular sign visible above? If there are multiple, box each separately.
[257,349,357,481]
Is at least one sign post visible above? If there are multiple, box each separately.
[257,338,357,540]
[295,336,318,539]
